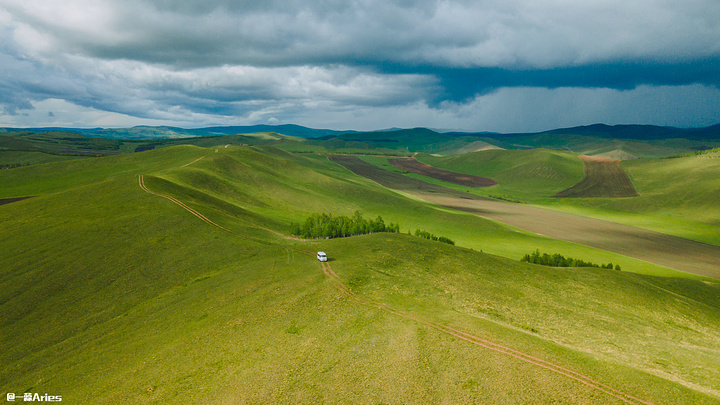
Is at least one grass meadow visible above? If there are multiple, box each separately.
[1,145,719,403]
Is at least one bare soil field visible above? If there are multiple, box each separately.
[330,155,720,278]
[554,155,638,198]
[389,157,497,187]
[329,155,482,198]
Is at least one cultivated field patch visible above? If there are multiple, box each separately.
[554,155,638,198]
[388,157,497,187]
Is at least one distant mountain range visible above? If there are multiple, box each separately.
[2,123,719,141]
[0,124,353,140]
[2,123,720,159]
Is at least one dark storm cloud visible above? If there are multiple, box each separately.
[378,58,720,103]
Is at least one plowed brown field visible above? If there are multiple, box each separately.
[329,155,720,278]
[554,155,638,198]
[389,157,497,187]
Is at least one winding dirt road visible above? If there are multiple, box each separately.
[329,155,720,278]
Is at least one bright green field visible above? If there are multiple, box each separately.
[523,154,720,246]
[1,146,719,403]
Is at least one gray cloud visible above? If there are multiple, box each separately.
[0,0,719,130]
[7,0,717,68]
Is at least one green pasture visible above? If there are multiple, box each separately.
[1,146,719,402]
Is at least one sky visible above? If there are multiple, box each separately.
[1,0,719,133]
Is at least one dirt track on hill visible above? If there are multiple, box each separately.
[320,262,652,405]
[329,155,720,278]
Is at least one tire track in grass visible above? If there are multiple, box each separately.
[320,261,654,405]
[138,171,653,405]
[139,174,313,257]
[180,155,206,168]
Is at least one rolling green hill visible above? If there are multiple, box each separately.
[418,149,585,199]
[1,145,719,403]
[0,130,305,160]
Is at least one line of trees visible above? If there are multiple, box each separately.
[290,211,400,239]
[521,249,620,270]
[290,211,458,247]
[414,229,455,245]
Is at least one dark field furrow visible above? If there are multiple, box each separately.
[389,157,497,187]
[554,155,638,198]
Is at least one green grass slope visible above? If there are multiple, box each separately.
[187,148,698,278]
[1,144,686,278]
[0,131,136,155]
[478,133,718,158]
[0,150,87,168]
[418,149,585,200]
[2,145,719,403]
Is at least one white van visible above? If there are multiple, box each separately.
[317,251,327,262]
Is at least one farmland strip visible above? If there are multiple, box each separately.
[554,155,638,198]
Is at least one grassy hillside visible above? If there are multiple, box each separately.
[418,149,585,200]
[0,131,137,155]
[151,147,666,276]
[1,145,719,403]
[481,134,716,159]
[0,145,681,279]
[332,154,720,278]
